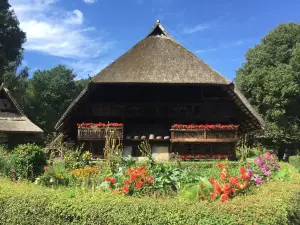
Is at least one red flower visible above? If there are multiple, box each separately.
[220,172,227,180]
[217,163,223,168]
[221,194,229,202]
[231,188,236,193]
[136,181,143,188]
[110,177,116,184]
[200,184,205,188]
[124,179,130,184]
[123,186,130,193]
[199,194,205,198]
[229,177,239,185]
[214,182,222,195]
[130,174,136,181]
[209,177,214,184]
[148,176,154,182]
[210,193,215,199]
[239,167,246,174]
[128,168,134,174]
[241,174,249,181]
[105,177,111,182]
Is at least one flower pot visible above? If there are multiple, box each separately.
[164,136,170,140]
[149,134,155,139]
[156,136,162,140]
[134,136,140,140]
[141,135,146,140]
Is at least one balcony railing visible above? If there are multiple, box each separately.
[78,127,123,140]
[170,129,238,142]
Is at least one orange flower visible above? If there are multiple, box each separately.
[231,188,236,193]
[199,194,205,198]
[236,183,242,190]
[113,189,119,195]
[136,181,143,188]
[223,165,229,170]
[241,174,249,181]
[123,186,130,193]
[210,193,215,199]
[218,163,223,168]
[223,184,231,195]
[148,176,154,182]
[221,194,229,202]
[214,182,222,195]
[244,181,249,187]
[200,184,205,188]
[220,172,227,180]
[229,177,238,185]
[239,167,246,174]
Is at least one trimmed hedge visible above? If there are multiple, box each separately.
[0,164,299,225]
[290,156,300,172]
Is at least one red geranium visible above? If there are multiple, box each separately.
[110,177,116,184]
[221,194,228,202]
[105,177,111,182]
[200,184,205,188]
[218,163,223,168]
[210,193,215,199]
[239,167,246,174]
[123,186,130,193]
[136,181,143,188]
[220,172,227,180]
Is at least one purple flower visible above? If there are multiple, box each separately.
[255,177,262,184]
[247,169,253,178]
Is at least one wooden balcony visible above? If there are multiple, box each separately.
[78,127,123,140]
[170,129,238,143]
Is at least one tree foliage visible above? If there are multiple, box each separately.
[235,23,300,148]
[25,65,86,133]
[0,0,26,72]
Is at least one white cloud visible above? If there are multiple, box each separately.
[64,10,84,25]
[83,0,97,4]
[195,48,217,54]
[10,0,113,59]
[66,59,111,78]
[183,23,211,34]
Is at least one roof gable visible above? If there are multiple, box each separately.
[92,21,231,85]
[0,83,43,133]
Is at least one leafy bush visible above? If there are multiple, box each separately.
[11,144,46,181]
[290,156,300,172]
[0,164,299,224]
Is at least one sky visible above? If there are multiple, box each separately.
[9,0,300,80]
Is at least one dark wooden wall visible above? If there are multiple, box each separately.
[63,84,244,141]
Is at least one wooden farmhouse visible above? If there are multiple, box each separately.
[55,21,264,161]
[0,84,43,148]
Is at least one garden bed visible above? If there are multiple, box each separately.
[0,164,299,225]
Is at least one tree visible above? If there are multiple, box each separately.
[235,23,300,150]
[0,0,26,73]
[26,65,84,133]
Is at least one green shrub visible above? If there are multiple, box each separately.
[0,165,299,225]
[12,144,46,181]
[290,156,300,172]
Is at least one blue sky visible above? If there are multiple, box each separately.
[10,0,300,80]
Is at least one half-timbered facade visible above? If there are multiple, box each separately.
[55,21,264,160]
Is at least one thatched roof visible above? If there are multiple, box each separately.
[55,21,265,132]
[0,84,43,134]
[92,22,230,84]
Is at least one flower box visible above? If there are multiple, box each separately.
[170,124,239,143]
[77,122,123,140]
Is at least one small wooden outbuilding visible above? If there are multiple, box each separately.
[0,83,43,148]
